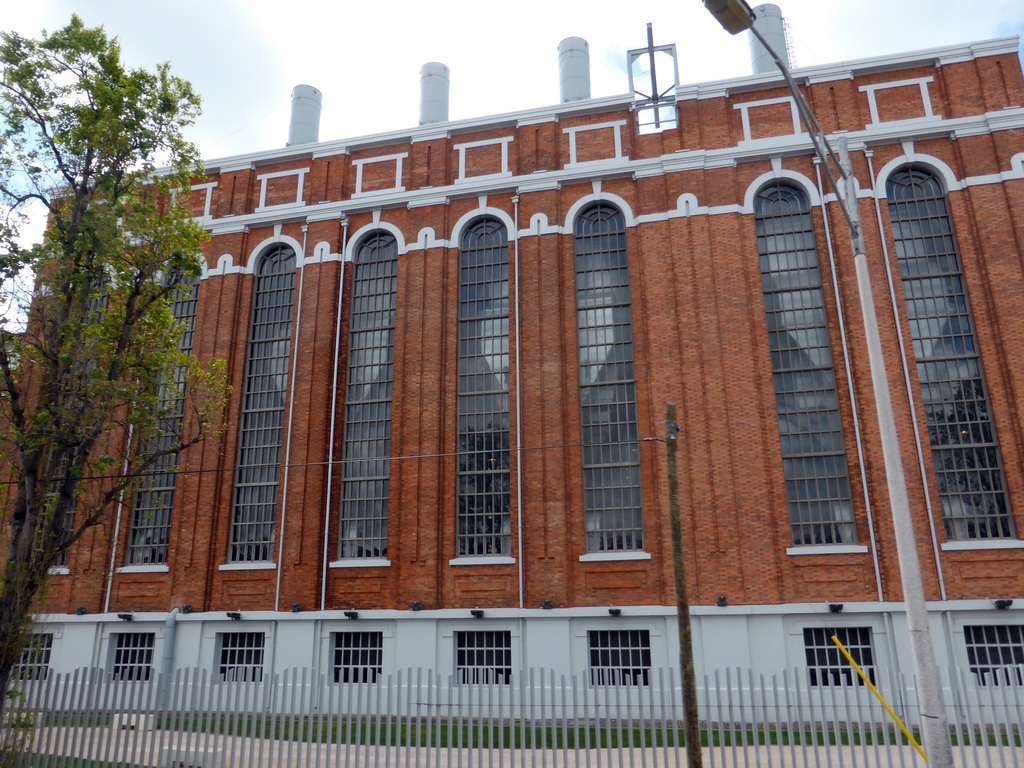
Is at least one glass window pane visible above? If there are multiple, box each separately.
[575,205,644,553]
[886,169,1013,541]
[755,183,855,546]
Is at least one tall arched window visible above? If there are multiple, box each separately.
[574,203,643,552]
[755,182,854,545]
[127,277,200,564]
[229,245,296,562]
[339,232,397,559]
[457,218,511,556]
[886,168,1013,540]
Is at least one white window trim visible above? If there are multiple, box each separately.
[116,564,170,574]
[449,556,516,566]
[254,167,309,211]
[859,77,936,125]
[942,539,1024,551]
[330,558,392,568]
[562,121,628,166]
[579,551,652,562]
[219,562,277,571]
[452,137,514,182]
[733,96,802,142]
[786,544,869,556]
[352,153,408,196]
[190,181,217,220]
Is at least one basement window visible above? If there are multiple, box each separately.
[112,632,155,681]
[218,632,265,682]
[15,633,53,681]
[803,626,875,686]
[964,625,1024,686]
[588,629,652,686]
[332,631,383,683]
[455,631,512,685]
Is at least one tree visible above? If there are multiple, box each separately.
[0,16,226,724]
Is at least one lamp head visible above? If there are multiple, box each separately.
[703,0,755,35]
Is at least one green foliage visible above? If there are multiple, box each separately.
[0,14,226,725]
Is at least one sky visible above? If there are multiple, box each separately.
[6,1,1024,164]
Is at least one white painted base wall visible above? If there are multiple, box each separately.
[32,599,1022,684]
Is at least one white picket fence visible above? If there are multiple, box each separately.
[2,665,1022,767]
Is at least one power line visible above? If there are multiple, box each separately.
[0,437,659,487]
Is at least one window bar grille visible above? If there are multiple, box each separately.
[886,169,1013,540]
[755,182,855,545]
[803,626,875,686]
[456,219,512,556]
[112,632,155,681]
[14,633,52,681]
[588,629,652,686]
[964,624,1024,686]
[229,247,296,562]
[333,631,384,683]
[455,630,512,685]
[574,204,643,552]
[218,632,265,682]
[127,278,199,565]
[339,234,397,559]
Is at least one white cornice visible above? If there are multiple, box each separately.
[675,37,1020,101]
[200,93,635,174]
[182,38,1021,182]
[196,107,1024,236]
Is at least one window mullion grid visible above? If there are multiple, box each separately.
[803,626,875,687]
[887,171,1013,541]
[455,630,512,685]
[575,205,643,553]
[112,632,155,681]
[127,279,199,565]
[756,184,854,547]
[333,631,384,683]
[457,221,511,557]
[15,634,53,681]
[229,250,295,562]
[588,629,651,686]
[964,624,1024,686]
[219,631,265,682]
[340,235,397,559]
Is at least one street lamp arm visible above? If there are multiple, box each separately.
[744,24,859,240]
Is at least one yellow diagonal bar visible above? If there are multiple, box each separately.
[831,634,928,762]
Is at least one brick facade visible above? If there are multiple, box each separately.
[30,37,1024,678]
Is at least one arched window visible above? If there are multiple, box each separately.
[457,218,511,556]
[574,203,643,552]
[755,182,854,545]
[229,245,296,562]
[886,168,1013,540]
[127,277,200,564]
[339,232,397,559]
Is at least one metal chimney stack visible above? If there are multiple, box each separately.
[558,37,591,103]
[287,85,322,146]
[749,4,790,74]
[419,62,450,125]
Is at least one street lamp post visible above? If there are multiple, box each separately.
[703,2,953,766]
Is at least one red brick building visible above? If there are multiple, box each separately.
[26,28,1024,691]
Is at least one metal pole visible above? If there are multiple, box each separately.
[702,6,953,763]
[665,404,702,768]
[837,140,953,766]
